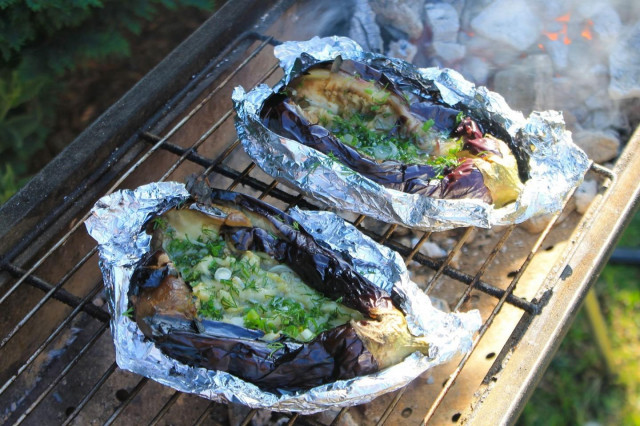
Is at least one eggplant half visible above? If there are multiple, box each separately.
[130,183,430,392]
[261,58,523,208]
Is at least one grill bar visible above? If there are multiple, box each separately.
[147,391,182,426]
[0,282,105,397]
[1,264,109,321]
[424,226,474,294]
[193,402,219,426]
[12,322,110,426]
[62,362,119,426]
[368,231,539,313]
[141,135,317,209]
[453,225,516,312]
[0,247,98,349]
[420,187,578,424]
[104,377,150,426]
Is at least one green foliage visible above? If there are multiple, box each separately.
[0,0,215,204]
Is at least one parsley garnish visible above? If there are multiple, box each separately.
[152,217,167,230]
[266,342,285,358]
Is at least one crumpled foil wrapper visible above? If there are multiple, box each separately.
[85,182,481,414]
[233,36,591,231]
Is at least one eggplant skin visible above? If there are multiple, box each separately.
[154,323,377,391]
[130,183,401,392]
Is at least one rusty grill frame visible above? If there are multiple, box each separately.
[1,1,639,425]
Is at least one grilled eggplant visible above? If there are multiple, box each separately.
[261,58,523,208]
[130,184,430,392]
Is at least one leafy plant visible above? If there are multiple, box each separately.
[0,0,215,204]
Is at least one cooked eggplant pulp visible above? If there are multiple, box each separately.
[130,187,430,391]
[262,59,524,207]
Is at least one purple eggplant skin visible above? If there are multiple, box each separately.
[129,183,402,392]
[153,323,377,391]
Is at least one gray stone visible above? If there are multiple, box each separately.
[492,54,554,114]
[350,0,384,53]
[425,2,460,42]
[387,39,418,62]
[432,41,466,63]
[574,179,598,215]
[573,130,620,163]
[369,0,425,39]
[470,0,542,51]
[609,22,640,100]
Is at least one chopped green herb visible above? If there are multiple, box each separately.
[266,341,285,358]
[221,295,237,309]
[421,119,435,133]
[123,306,134,318]
[456,111,465,124]
[152,217,167,230]
[199,299,223,320]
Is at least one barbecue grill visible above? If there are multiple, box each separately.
[1,1,639,424]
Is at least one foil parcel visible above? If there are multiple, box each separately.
[85,182,481,413]
[233,36,591,231]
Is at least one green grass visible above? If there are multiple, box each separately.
[518,212,640,425]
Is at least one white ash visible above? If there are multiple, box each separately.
[387,39,418,62]
[609,21,640,100]
[574,179,598,214]
[492,54,554,115]
[577,1,622,42]
[350,0,384,52]
[470,0,542,51]
[573,130,620,163]
[432,41,466,63]
[368,0,426,39]
[457,55,491,85]
[414,239,448,258]
[519,198,576,234]
[425,2,460,42]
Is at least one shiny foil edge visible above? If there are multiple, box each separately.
[85,181,480,414]
[232,36,591,231]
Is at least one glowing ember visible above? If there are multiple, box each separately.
[581,19,594,40]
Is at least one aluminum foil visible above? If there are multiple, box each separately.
[233,36,591,231]
[85,181,481,414]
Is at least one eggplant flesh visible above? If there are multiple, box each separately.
[261,59,523,207]
[130,186,430,391]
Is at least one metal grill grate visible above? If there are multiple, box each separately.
[0,6,634,425]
